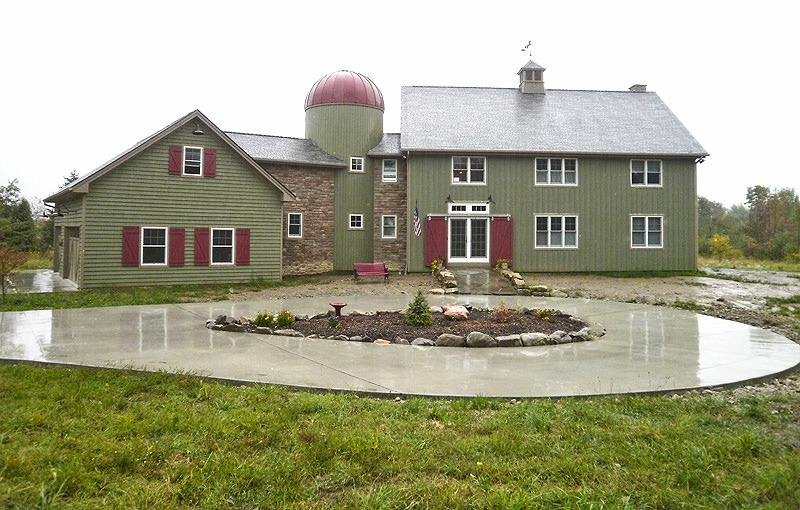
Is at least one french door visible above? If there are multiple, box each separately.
[448,217,489,263]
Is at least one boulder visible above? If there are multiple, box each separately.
[436,334,466,347]
[393,337,410,345]
[215,315,227,325]
[252,327,273,335]
[443,305,469,320]
[466,331,497,348]
[569,327,592,342]
[349,335,371,343]
[496,334,522,347]
[221,323,245,333]
[528,285,549,294]
[428,288,445,295]
[521,332,549,346]
[548,330,568,344]
[373,339,391,345]
[429,305,444,314]
[411,337,435,346]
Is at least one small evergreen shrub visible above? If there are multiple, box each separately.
[406,290,433,326]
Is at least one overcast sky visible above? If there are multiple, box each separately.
[2,0,797,209]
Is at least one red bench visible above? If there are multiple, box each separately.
[353,262,389,283]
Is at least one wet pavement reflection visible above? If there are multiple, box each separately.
[2,294,799,398]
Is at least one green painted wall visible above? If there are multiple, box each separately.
[305,104,384,269]
[71,124,284,288]
[407,153,698,272]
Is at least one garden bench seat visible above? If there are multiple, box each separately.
[353,262,389,283]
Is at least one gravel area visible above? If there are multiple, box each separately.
[232,268,800,398]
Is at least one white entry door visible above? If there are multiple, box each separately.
[449,217,489,263]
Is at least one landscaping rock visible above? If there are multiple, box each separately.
[252,327,273,335]
[373,339,391,345]
[215,315,227,325]
[221,323,245,332]
[570,327,592,342]
[436,333,466,347]
[521,332,549,346]
[429,305,444,314]
[350,335,371,342]
[496,334,522,347]
[467,331,497,347]
[411,337,435,346]
[274,329,304,337]
[393,338,410,345]
[551,290,568,298]
[443,305,469,320]
[428,288,445,295]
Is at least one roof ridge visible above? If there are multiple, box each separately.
[402,85,653,94]
[225,131,309,142]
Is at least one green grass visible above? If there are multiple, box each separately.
[700,255,800,273]
[0,276,321,312]
[0,364,798,509]
[17,252,53,270]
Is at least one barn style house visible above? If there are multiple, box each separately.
[46,59,707,288]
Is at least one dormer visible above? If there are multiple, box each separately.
[518,60,546,94]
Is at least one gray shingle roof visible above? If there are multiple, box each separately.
[400,86,707,157]
[367,133,402,155]
[226,132,345,166]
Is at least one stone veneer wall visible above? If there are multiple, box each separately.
[373,157,407,271]
[265,164,336,275]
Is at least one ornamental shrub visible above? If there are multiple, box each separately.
[406,290,433,326]
[276,310,295,328]
[253,311,275,327]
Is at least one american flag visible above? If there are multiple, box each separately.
[413,202,422,237]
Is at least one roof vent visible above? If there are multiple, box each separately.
[629,84,647,92]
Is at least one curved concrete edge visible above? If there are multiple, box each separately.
[1,295,799,398]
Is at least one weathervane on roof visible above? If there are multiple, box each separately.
[521,40,532,56]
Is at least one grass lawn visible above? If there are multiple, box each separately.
[1,364,798,509]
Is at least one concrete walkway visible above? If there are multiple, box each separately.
[2,293,799,398]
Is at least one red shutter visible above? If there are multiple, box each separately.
[490,217,514,266]
[169,228,185,267]
[235,228,250,266]
[204,148,216,178]
[424,216,448,266]
[122,226,140,266]
[194,228,210,266]
[169,145,182,175]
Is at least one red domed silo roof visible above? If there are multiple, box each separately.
[304,70,385,111]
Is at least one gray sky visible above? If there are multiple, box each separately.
[2,0,797,208]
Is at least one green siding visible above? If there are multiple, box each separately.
[305,105,384,269]
[76,124,284,288]
[408,154,698,272]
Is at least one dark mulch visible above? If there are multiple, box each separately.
[289,309,587,341]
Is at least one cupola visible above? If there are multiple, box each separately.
[518,60,546,94]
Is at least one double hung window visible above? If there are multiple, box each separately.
[631,216,663,248]
[382,160,397,182]
[535,158,577,185]
[535,215,578,248]
[631,160,662,186]
[141,227,167,265]
[183,147,203,175]
[452,157,485,184]
[211,228,234,264]
[382,215,397,238]
[288,213,302,238]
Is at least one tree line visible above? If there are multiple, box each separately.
[699,185,800,262]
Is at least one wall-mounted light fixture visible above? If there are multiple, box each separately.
[192,122,204,136]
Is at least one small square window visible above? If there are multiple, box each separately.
[184,147,202,175]
[631,160,662,186]
[382,215,397,239]
[288,213,302,238]
[452,156,486,184]
[349,214,363,230]
[382,159,397,182]
[350,157,364,173]
[211,228,234,264]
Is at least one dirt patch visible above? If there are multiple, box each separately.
[289,309,585,341]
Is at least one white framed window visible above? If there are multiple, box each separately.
[141,227,167,265]
[381,215,397,238]
[382,159,397,182]
[211,228,234,264]
[452,156,486,184]
[349,214,363,230]
[183,146,203,176]
[535,158,577,185]
[350,157,364,173]
[631,216,663,248]
[448,202,490,215]
[631,160,662,186]
[535,215,578,248]
[287,213,302,238]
